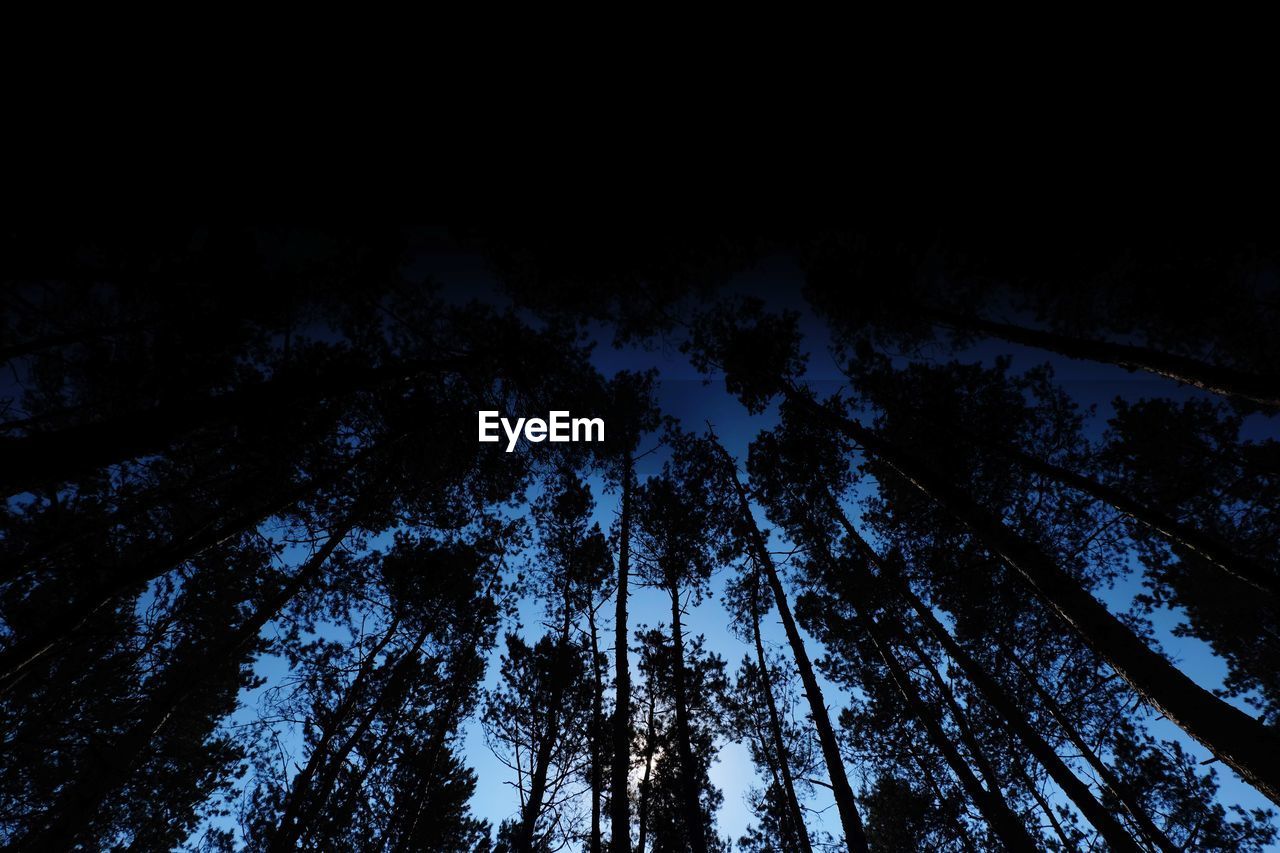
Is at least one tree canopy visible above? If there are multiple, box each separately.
[1,226,1277,852]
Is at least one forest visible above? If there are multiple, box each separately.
[1,227,1278,852]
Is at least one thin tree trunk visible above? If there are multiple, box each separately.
[611,454,635,853]
[668,582,709,853]
[588,604,604,853]
[1016,763,1076,852]
[904,589,1140,851]
[511,519,579,851]
[834,508,1142,851]
[790,387,1280,806]
[391,648,487,851]
[0,481,307,687]
[391,715,465,853]
[292,626,429,847]
[0,440,386,689]
[18,518,357,852]
[921,305,1280,408]
[750,587,814,853]
[314,672,413,847]
[267,616,404,853]
[514,642,570,853]
[952,420,1278,598]
[904,633,1008,806]
[1002,643,1179,853]
[636,692,657,853]
[852,598,1041,853]
[389,570,500,851]
[905,744,978,852]
[747,711,791,818]
[713,441,869,853]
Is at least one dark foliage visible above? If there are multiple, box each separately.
[2,227,1276,852]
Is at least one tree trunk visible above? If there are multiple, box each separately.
[834,508,1142,851]
[1001,642,1180,853]
[268,616,404,853]
[514,642,570,853]
[713,441,869,853]
[921,305,1280,408]
[18,519,356,852]
[746,712,791,824]
[391,720,463,853]
[952,420,1279,598]
[636,692,657,853]
[750,587,813,853]
[588,604,604,853]
[1016,763,1076,852]
[294,626,429,847]
[312,672,413,848]
[0,482,306,688]
[911,591,1141,850]
[905,744,978,852]
[0,441,386,689]
[390,637,490,851]
[668,582,709,853]
[904,587,1140,851]
[790,387,1280,807]
[611,454,635,853]
[903,632,1008,805]
[852,598,1040,853]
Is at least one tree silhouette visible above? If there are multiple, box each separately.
[631,439,730,853]
[2,227,1277,852]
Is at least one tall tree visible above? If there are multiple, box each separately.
[720,576,816,853]
[803,235,1280,407]
[836,514,1143,851]
[254,535,503,852]
[708,436,868,853]
[1101,396,1280,722]
[632,629,729,853]
[599,369,660,853]
[689,302,1280,806]
[484,633,591,852]
[632,448,728,853]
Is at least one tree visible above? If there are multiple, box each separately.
[708,435,867,853]
[803,234,1280,408]
[1101,396,1280,722]
[599,369,661,853]
[250,535,503,852]
[633,629,730,853]
[484,633,591,852]
[743,364,1248,850]
[632,445,731,853]
[1,232,601,849]
[690,302,1280,807]
[5,227,1278,851]
[720,623,816,853]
